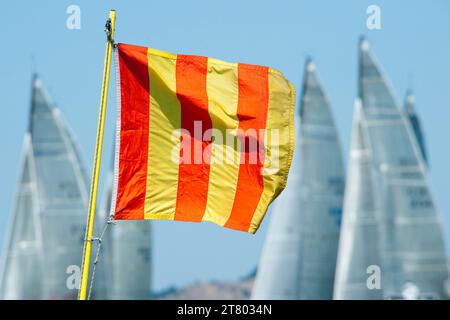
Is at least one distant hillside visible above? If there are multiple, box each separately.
[154,263,450,299]
[155,269,256,300]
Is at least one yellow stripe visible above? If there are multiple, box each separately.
[148,47,177,60]
[249,68,296,233]
[144,50,181,219]
[202,59,241,226]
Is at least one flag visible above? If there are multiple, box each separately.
[111,43,295,233]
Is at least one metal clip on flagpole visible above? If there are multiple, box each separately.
[78,9,116,300]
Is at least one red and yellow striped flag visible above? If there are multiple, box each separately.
[111,43,295,233]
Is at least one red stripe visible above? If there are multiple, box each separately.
[115,44,149,220]
[174,55,212,222]
[225,64,269,231]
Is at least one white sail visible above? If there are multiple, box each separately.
[108,220,152,299]
[98,159,152,300]
[334,100,382,299]
[0,135,43,299]
[337,39,449,299]
[252,61,345,299]
[0,76,91,299]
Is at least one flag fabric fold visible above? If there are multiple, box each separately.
[111,43,295,233]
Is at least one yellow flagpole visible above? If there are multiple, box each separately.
[78,9,116,300]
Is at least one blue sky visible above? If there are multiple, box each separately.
[1,1,449,291]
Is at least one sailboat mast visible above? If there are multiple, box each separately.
[78,10,116,300]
